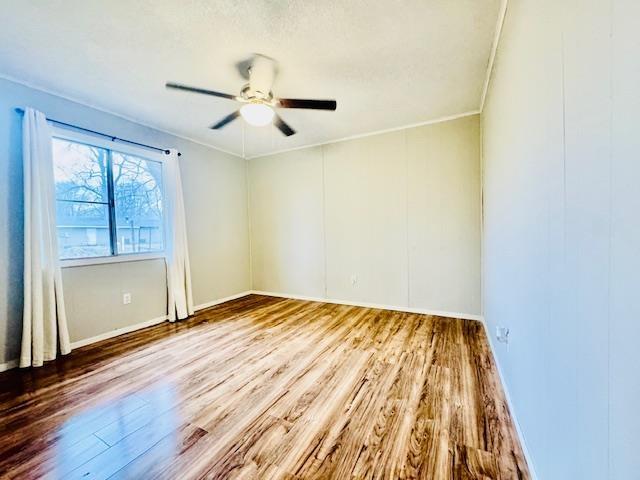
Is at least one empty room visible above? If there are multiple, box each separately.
[0,1,637,479]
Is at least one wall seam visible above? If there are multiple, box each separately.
[560,33,577,479]
[245,158,254,290]
[479,113,485,317]
[405,129,411,308]
[321,145,328,298]
[606,0,614,475]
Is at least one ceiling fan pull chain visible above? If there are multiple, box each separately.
[242,120,246,159]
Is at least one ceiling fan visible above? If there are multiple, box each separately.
[166,54,337,137]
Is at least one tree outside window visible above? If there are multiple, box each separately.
[53,138,164,259]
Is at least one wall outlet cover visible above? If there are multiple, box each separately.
[496,326,509,344]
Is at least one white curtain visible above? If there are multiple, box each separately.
[164,149,194,321]
[21,108,71,368]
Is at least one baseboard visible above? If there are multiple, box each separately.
[481,321,538,480]
[0,292,254,373]
[70,314,169,349]
[193,290,253,311]
[2,290,479,372]
[73,291,254,349]
[0,359,19,373]
[250,290,483,321]
[72,290,254,349]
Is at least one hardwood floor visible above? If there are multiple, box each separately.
[0,295,529,479]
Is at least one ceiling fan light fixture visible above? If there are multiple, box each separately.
[166,55,336,136]
[240,102,274,126]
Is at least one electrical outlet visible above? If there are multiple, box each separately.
[350,274,358,286]
[496,326,509,344]
[123,293,132,305]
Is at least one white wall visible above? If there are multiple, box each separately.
[61,259,167,343]
[324,131,409,306]
[0,77,251,366]
[407,120,481,314]
[249,147,326,298]
[180,148,251,304]
[249,115,481,317]
[482,0,640,478]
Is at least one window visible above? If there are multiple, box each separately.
[52,133,164,261]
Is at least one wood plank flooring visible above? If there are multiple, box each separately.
[0,295,529,479]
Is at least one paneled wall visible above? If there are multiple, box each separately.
[482,0,640,478]
[249,114,481,317]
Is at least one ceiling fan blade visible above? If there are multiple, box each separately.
[166,82,237,100]
[274,114,296,136]
[277,98,337,110]
[210,111,240,130]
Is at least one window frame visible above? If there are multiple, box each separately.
[51,125,167,268]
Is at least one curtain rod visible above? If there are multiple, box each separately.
[14,108,181,156]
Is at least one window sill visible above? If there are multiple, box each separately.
[60,252,166,269]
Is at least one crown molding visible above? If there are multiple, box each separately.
[247,110,481,159]
[2,73,485,160]
[480,0,509,112]
[0,73,244,158]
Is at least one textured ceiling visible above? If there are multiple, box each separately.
[0,0,500,158]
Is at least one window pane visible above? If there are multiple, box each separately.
[112,152,164,254]
[53,138,109,203]
[56,201,111,259]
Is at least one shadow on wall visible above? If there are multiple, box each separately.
[3,110,24,363]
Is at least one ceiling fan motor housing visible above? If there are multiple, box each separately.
[247,54,277,99]
[240,83,273,104]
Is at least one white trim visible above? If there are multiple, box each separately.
[5,75,483,161]
[70,315,169,349]
[250,290,483,321]
[481,321,538,480]
[53,125,167,269]
[0,290,478,374]
[61,253,165,268]
[246,110,481,160]
[4,315,169,371]
[3,74,243,159]
[480,0,509,112]
[0,359,19,373]
[72,293,255,350]
[193,291,253,311]
[0,292,253,372]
